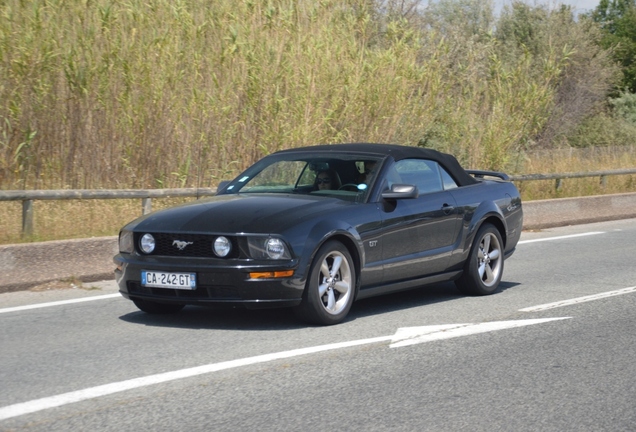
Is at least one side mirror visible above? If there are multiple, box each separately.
[381,184,419,200]
[216,180,231,194]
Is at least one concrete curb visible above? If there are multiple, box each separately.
[521,192,636,230]
[1,192,635,293]
[0,236,118,294]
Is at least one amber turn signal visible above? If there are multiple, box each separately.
[249,270,294,279]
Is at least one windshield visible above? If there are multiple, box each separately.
[221,152,383,202]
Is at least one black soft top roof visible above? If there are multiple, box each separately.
[276,143,478,186]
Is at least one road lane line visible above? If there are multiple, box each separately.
[520,286,636,312]
[0,335,392,421]
[518,231,604,245]
[0,294,121,314]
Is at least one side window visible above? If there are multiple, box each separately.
[440,167,458,190]
[383,163,403,189]
[394,159,443,194]
[297,164,317,187]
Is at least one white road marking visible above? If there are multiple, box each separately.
[520,286,636,312]
[518,231,604,244]
[0,318,569,421]
[0,294,121,314]
[0,335,392,421]
[389,318,571,348]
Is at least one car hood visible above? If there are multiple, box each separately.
[125,194,353,234]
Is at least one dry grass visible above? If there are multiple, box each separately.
[517,146,636,200]
[0,0,619,189]
[0,197,191,244]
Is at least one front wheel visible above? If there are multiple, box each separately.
[455,223,504,296]
[293,240,356,325]
[132,298,185,314]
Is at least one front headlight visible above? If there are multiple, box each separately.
[265,238,286,259]
[119,230,134,254]
[247,237,291,260]
[213,236,232,257]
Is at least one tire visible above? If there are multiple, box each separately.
[455,223,504,296]
[132,298,185,314]
[293,240,356,325]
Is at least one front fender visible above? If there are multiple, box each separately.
[292,219,365,286]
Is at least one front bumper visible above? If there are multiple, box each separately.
[114,253,305,309]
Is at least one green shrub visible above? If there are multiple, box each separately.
[610,91,636,124]
[567,112,636,148]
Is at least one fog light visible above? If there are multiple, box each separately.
[140,233,155,254]
[214,236,231,257]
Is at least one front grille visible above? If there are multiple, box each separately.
[128,281,240,300]
[136,233,240,258]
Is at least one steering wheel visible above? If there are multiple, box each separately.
[338,184,360,192]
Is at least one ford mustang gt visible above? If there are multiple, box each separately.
[114,143,523,325]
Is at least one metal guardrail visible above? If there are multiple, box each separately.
[509,168,636,189]
[1,168,636,237]
[0,188,218,238]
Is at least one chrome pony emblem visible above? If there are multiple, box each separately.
[172,240,193,250]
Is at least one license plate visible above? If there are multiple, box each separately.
[142,271,196,290]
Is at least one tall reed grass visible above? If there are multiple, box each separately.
[0,0,596,191]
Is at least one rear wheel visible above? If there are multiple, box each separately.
[294,240,355,325]
[132,298,185,314]
[455,223,504,296]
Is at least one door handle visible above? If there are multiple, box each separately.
[442,203,455,215]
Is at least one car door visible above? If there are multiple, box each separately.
[379,158,461,283]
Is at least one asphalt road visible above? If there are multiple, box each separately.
[1,219,636,431]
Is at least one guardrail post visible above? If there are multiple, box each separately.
[600,175,607,188]
[142,197,152,215]
[22,199,34,238]
[555,179,563,191]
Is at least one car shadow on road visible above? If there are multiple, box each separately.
[349,280,520,320]
[118,280,521,331]
[119,305,304,331]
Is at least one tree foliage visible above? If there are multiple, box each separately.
[588,0,636,92]
[496,2,619,148]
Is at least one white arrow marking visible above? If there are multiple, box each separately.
[390,318,571,348]
[0,318,570,421]
[520,286,636,312]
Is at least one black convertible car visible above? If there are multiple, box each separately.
[114,143,523,325]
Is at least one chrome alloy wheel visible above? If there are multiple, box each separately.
[477,231,502,287]
[318,250,353,315]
